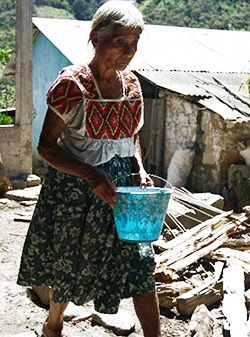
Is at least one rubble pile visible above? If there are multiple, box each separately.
[154,189,250,337]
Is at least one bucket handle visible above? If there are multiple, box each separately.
[112,173,173,189]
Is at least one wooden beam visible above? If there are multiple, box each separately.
[176,278,223,316]
[222,261,249,337]
[209,248,250,267]
[157,281,193,310]
[156,211,232,264]
[156,213,239,272]
[222,238,250,250]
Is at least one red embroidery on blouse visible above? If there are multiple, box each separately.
[85,99,142,139]
[47,78,83,115]
[47,65,143,139]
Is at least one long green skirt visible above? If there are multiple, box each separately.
[17,156,155,314]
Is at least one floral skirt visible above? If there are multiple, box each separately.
[17,156,156,314]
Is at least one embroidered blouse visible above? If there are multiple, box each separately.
[46,65,144,166]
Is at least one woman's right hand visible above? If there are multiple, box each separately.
[88,168,117,208]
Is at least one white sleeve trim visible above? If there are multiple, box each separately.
[47,104,67,122]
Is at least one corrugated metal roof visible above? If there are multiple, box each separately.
[33,18,94,65]
[32,17,250,73]
[137,70,250,120]
[29,18,250,120]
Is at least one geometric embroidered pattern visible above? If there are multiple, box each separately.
[85,99,142,139]
[47,65,143,140]
[47,78,83,115]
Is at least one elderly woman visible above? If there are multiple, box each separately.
[17,1,161,337]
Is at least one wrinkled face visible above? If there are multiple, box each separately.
[93,26,142,71]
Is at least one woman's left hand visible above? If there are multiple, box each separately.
[139,172,154,188]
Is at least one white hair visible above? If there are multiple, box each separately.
[90,0,144,40]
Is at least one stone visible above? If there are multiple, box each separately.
[4,185,41,201]
[0,198,9,204]
[0,153,12,194]
[1,332,36,337]
[92,309,135,336]
[20,200,37,206]
[26,174,41,187]
[14,215,32,222]
[10,178,27,189]
[63,302,92,322]
[238,141,250,166]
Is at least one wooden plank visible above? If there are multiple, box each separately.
[154,266,179,283]
[173,189,225,215]
[222,261,249,337]
[176,278,223,316]
[176,268,250,317]
[157,281,193,310]
[156,219,238,272]
[140,98,165,175]
[169,233,229,271]
[209,248,250,266]
[176,262,223,316]
[222,238,250,250]
[156,212,249,272]
[156,211,233,264]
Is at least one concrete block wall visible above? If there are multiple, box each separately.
[189,111,250,193]
[162,92,199,170]
[160,90,250,194]
[188,109,225,193]
[0,125,32,176]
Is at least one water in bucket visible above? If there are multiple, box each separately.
[113,185,172,242]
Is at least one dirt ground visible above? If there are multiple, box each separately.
[0,196,224,337]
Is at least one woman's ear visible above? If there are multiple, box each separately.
[90,30,98,48]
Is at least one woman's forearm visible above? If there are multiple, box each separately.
[131,134,147,176]
[38,143,99,186]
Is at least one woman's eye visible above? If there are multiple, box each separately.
[114,39,125,48]
[113,39,138,50]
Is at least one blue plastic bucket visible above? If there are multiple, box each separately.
[113,186,172,242]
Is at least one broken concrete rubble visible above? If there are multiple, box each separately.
[188,304,214,337]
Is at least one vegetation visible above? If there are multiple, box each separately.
[0,0,15,112]
[0,0,248,50]
[0,0,249,110]
[0,43,15,112]
[34,5,74,19]
[141,0,250,30]
[0,79,15,112]
[70,0,105,20]
[0,112,14,125]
